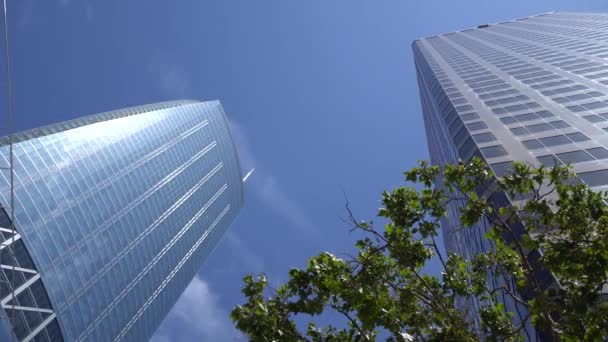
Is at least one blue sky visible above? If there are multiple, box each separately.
[6,1,608,340]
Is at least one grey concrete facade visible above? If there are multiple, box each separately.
[413,12,608,340]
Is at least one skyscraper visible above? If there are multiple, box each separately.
[413,11,608,340]
[0,100,244,341]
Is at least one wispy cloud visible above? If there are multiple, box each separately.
[147,55,190,98]
[146,54,317,236]
[17,1,94,29]
[85,3,93,22]
[149,334,171,342]
[16,0,35,29]
[228,119,320,237]
[224,230,265,272]
[153,276,243,341]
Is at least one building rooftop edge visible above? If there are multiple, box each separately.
[0,99,211,147]
[411,11,559,45]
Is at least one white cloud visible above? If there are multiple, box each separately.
[147,55,190,98]
[163,276,243,341]
[228,119,320,237]
[149,334,171,342]
[224,230,265,272]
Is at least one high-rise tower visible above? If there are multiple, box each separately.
[414,12,608,340]
[0,100,244,341]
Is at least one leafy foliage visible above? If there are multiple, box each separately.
[231,158,608,341]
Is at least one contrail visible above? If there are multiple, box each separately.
[243,168,254,183]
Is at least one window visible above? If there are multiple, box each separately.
[473,132,496,143]
[458,137,478,160]
[526,123,554,133]
[525,102,541,109]
[578,169,608,187]
[537,155,562,166]
[505,104,527,112]
[510,127,528,135]
[522,139,544,150]
[566,105,586,112]
[514,113,538,122]
[481,145,508,158]
[454,126,470,148]
[547,122,568,131]
[500,116,517,124]
[455,105,474,112]
[536,110,554,118]
[566,132,590,142]
[490,161,514,177]
[555,150,594,164]
[582,115,606,123]
[461,113,480,121]
[449,118,464,136]
[466,121,488,131]
[540,135,571,147]
[587,91,604,97]
[559,91,589,101]
[582,101,608,110]
[586,147,608,159]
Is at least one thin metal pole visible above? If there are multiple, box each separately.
[2,0,15,341]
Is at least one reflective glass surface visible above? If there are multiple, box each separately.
[0,100,243,341]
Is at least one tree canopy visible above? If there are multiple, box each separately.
[231,158,608,341]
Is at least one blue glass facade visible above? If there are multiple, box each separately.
[0,100,244,341]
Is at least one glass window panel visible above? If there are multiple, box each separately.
[490,161,514,177]
[582,115,606,123]
[522,139,544,150]
[540,135,571,147]
[481,145,508,158]
[537,155,562,167]
[525,102,541,109]
[454,126,469,147]
[586,147,608,159]
[526,123,554,133]
[514,113,538,122]
[455,105,473,112]
[566,132,590,142]
[566,105,586,112]
[555,150,594,164]
[466,121,488,131]
[472,132,496,144]
[582,101,608,110]
[461,113,479,121]
[536,110,554,118]
[505,104,527,112]
[500,116,517,124]
[510,127,528,136]
[566,93,590,101]
[578,169,608,187]
[549,120,569,129]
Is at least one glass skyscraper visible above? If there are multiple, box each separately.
[414,12,608,340]
[0,100,244,341]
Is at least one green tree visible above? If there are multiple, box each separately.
[230,158,608,341]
